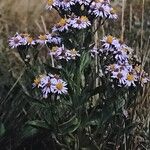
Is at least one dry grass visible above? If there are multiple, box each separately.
[0,0,59,35]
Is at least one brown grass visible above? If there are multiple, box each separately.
[0,0,59,35]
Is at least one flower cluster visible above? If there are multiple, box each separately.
[9,33,35,49]
[49,46,80,61]
[46,0,75,11]
[89,0,118,19]
[101,35,133,63]
[52,16,91,32]
[99,35,149,87]
[46,0,117,20]
[36,33,61,46]
[33,74,68,98]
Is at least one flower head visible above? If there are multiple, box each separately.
[52,78,68,94]
[52,18,69,32]
[9,33,35,49]
[70,16,91,29]
[33,73,68,98]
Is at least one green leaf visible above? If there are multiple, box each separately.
[79,52,91,74]
[21,126,39,139]
[27,120,50,130]
[59,115,81,134]
[0,122,5,137]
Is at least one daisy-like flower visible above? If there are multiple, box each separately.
[46,33,62,45]
[49,46,63,58]
[45,0,55,10]
[22,34,36,46]
[36,33,61,45]
[114,49,128,62]
[125,73,137,87]
[70,16,91,29]
[109,8,118,19]
[49,46,80,61]
[33,73,68,98]
[52,18,69,32]
[89,2,109,18]
[107,63,132,73]
[36,34,47,45]
[38,75,55,98]
[52,78,68,94]
[111,70,127,85]
[32,75,46,88]
[9,33,36,48]
[9,33,26,49]
[101,35,115,50]
[65,48,80,60]
[58,0,75,11]
[101,36,128,52]
[89,1,117,20]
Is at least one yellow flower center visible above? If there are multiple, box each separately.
[56,82,63,90]
[39,35,47,40]
[107,35,113,44]
[51,46,58,52]
[110,8,116,14]
[47,0,53,5]
[109,64,115,71]
[127,74,134,81]
[27,37,33,43]
[70,49,77,55]
[58,19,67,27]
[81,16,88,22]
[22,33,30,37]
[34,78,40,85]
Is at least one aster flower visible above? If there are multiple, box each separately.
[111,70,127,85]
[70,16,91,29]
[49,46,63,58]
[46,33,61,45]
[58,0,75,11]
[32,75,46,88]
[94,4,110,18]
[101,35,129,53]
[125,73,137,87]
[9,33,36,49]
[52,18,69,32]
[36,34,47,45]
[52,78,68,94]
[22,34,36,46]
[38,75,55,98]
[65,48,80,60]
[101,35,115,50]
[89,1,117,19]
[114,49,128,62]
[36,33,61,46]
[9,33,26,49]
[109,8,118,19]
[45,0,54,10]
